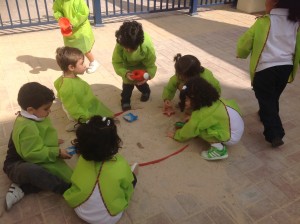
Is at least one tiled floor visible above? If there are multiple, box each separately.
[1,5,300,224]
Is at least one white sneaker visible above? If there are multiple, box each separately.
[86,60,100,74]
[5,183,24,211]
[131,162,139,175]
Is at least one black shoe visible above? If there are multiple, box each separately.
[121,103,131,111]
[271,138,284,148]
[140,92,150,102]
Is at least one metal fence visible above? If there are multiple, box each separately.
[0,0,233,30]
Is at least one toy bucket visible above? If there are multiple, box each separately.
[59,17,72,37]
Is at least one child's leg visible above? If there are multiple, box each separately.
[121,83,134,111]
[6,161,70,194]
[135,83,150,102]
[253,65,291,146]
[85,51,99,74]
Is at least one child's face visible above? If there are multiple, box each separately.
[30,102,53,118]
[73,58,86,75]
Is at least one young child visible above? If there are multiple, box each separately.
[53,0,99,74]
[54,46,114,131]
[168,77,244,160]
[162,54,221,116]
[63,115,137,224]
[237,0,300,147]
[3,82,73,210]
[112,20,157,111]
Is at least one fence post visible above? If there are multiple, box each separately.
[93,0,102,26]
[189,0,198,16]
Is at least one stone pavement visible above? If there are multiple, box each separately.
[1,5,300,224]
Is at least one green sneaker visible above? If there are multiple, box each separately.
[201,146,228,160]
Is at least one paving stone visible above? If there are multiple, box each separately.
[245,198,278,221]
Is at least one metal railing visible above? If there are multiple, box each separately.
[0,0,232,30]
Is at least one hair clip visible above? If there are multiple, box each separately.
[102,117,110,126]
[182,85,187,90]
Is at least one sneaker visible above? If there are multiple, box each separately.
[271,137,284,148]
[140,92,150,102]
[201,146,228,160]
[86,60,100,74]
[121,103,131,111]
[65,121,77,132]
[5,183,24,211]
[131,162,139,175]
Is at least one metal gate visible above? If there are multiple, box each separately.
[0,0,232,30]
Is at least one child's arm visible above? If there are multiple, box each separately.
[236,23,256,59]
[15,124,60,163]
[142,47,157,79]
[112,44,129,79]
[68,0,89,29]
[59,87,90,122]
[162,75,179,101]
[52,0,63,21]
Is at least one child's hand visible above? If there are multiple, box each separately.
[163,100,175,116]
[58,139,64,145]
[167,131,175,139]
[136,79,147,86]
[59,148,72,159]
[126,72,134,81]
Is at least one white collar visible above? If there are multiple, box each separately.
[270,8,289,16]
[20,110,45,121]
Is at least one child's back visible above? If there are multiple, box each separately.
[64,116,136,224]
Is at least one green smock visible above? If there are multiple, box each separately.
[12,116,72,183]
[112,33,157,84]
[54,76,114,122]
[53,0,94,54]
[162,68,221,101]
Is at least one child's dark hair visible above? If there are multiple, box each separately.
[73,116,122,162]
[276,0,300,22]
[174,54,205,81]
[180,76,219,111]
[18,82,55,110]
[56,46,84,72]
[115,20,144,50]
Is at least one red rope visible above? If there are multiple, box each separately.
[139,144,189,167]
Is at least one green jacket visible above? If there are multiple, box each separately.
[162,68,221,100]
[237,15,300,85]
[54,76,114,122]
[112,33,157,84]
[174,99,241,143]
[12,116,72,183]
[53,0,94,54]
[64,154,134,215]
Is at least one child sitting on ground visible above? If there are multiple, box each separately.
[168,76,244,160]
[64,115,137,224]
[54,46,114,131]
[3,82,73,211]
[112,20,157,111]
[162,54,221,116]
[52,0,100,73]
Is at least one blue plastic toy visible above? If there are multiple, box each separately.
[123,113,138,122]
[66,146,77,155]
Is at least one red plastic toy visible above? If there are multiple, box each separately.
[130,70,149,82]
[59,17,72,37]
